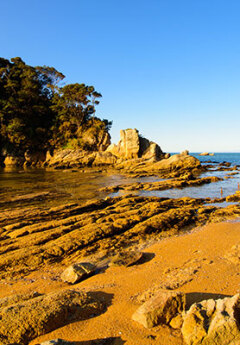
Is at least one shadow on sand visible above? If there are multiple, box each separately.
[186,292,231,309]
[135,252,155,266]
[74,337,126,344]
[35,337,125,345]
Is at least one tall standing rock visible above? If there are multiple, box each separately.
[120,128,140,159]
[107,128,164,161]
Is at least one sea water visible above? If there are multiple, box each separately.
[0,153,239,208]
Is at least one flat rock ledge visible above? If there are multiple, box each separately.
[0,289,104,345]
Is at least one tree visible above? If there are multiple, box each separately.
[0,57,63,154]
[0,56,111,156]
[50,83,103,148]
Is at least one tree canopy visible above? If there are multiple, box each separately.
[0,57,111,155]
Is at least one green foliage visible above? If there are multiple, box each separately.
[0,57,111,156]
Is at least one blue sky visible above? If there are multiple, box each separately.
[1,0,240,152]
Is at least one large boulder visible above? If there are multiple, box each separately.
[132,290,185,328]
[182,294,240,345]
[0,289,104,345]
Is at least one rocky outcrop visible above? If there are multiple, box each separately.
[107,128,164,161]
[182,294,240,345]
[100,175,221,193]
[45,149,117,168]
[3,154,25,167]
[78,120,111,152]
[1,128,201,175]
[113,151,201,176]
[2,151,46,168]
[132,290,185,328]
[0,195,239,279]
[226,190,240,202]
[44,129,166,169]
[199,152,210,156]
[0,289,104,345]
[199,152,214,156]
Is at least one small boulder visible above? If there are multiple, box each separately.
[132,290,185,328]
[182,294,240,345]
[109,250,143,267]
[61,262,96,284]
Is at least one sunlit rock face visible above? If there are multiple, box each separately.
[182,294,240,345]
[107,128,164,161]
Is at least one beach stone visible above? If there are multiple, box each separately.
[181,293,240,345]
[0,289,104,345]
[109,250,143,267]
[132,290,185,328]
[61,262,96,284]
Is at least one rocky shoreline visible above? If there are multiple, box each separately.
[1,129,196,173]
[0,130,240,344]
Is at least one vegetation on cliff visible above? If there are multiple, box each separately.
[0,57,111,157]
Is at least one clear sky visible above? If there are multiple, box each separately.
[1,0,240,152]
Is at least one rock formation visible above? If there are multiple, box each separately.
[182,294,240,345]
[2,128,202,176]
[199,152,214,156]
[113,150,201,176]
[106,128,163,161]
[226,190,240,202]
[44,128,167,169]
[0,289,104,344]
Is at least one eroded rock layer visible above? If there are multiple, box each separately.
[0,195,240,279]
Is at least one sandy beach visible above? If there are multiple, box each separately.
[0,219,236,344]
